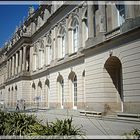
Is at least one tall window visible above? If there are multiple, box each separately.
[39,49,44,68]
[58,27,66,58]
[33,46,37,71]
[46,35,52,64]
[26,47,30,71]
[49,45,52,63]
[39,41,45,68]
[116,5,125,26]
[73,27,78,52]
[61,34,66,57]
[71,18,79,53]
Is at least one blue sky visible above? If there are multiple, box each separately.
[0,4,39,48]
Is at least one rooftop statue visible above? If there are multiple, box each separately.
[28,6,35,16]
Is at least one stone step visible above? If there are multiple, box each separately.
[117,113,140,118]
[79,110,102,117]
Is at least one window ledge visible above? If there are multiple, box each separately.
[38,67,43,70]
[45,64,50,67]
[58,57,64,61]
[69,52,77,57]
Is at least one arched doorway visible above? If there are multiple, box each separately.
[11,86,14,107]
[37,81,42,108]
[104,56,123,112]
[68,71,77,109]
[82,70,86,109]
[32,82,36,107]
[57,74,64,109]
[45,79,50,108]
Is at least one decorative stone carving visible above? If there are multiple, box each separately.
[20,29,23,36]
[23,25,26,33]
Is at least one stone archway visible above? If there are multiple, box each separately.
[104,56,123,112]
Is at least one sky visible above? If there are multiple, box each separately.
[0,4,39,48]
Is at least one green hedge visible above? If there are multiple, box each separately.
[0,110,85,136]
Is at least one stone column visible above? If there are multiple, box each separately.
[11,57,13,76]
[22,46,26,71]
[14,55,16,75]
[12,56,15,76]
[46,46,49,65]
[87,1,95,38]
[43,37,47,66]
[51,28,55,61]
[9,58,12,77]
[44,45,47,66]
[15,52,18,75]
[65,17,69,57]
[7,60,9,78]
[99,4,107,33]
[19,49,23,73]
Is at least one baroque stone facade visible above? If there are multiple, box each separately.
[0,1,140,114]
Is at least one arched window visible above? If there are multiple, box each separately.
[57,75,64,109]
[71,18,79,53]
[58,27,66,58]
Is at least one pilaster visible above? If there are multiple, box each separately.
[99,4,107,33]
[87,1,94,38]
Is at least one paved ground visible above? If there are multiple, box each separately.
[25,109,140,138]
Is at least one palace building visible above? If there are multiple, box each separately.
[0,1,140,114]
